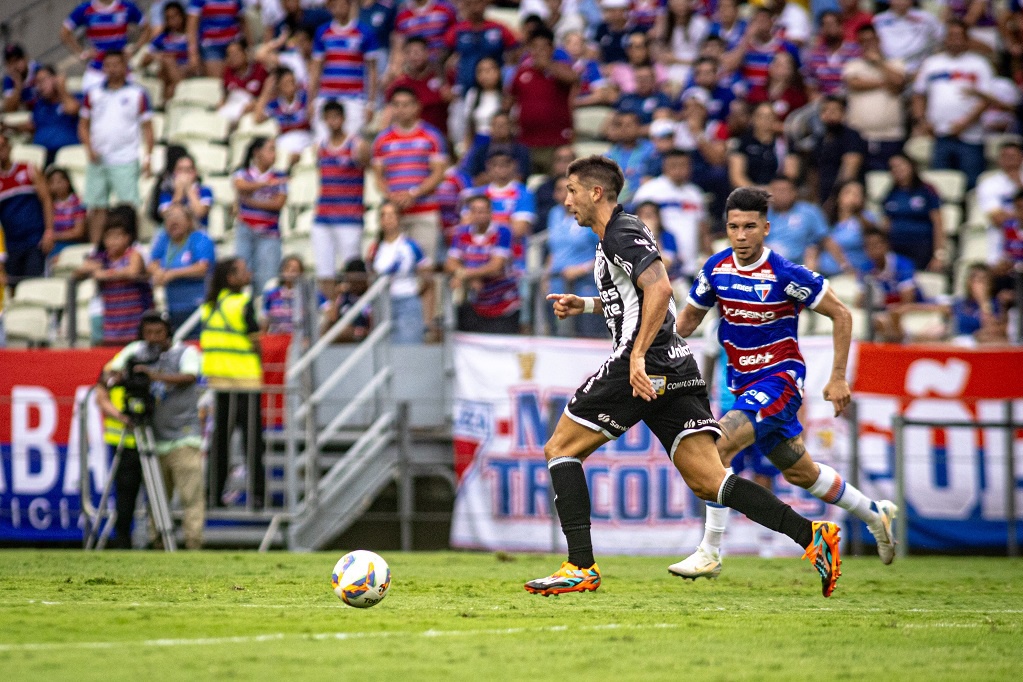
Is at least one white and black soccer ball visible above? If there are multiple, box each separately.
[331,550,391,608]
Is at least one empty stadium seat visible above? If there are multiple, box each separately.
[293,208,314,237]
[483,6,519,33]
[187,141,230,176]
[921,170,967,204]
[170,78,222,110]
[236,113,280,139]
[0,111,31,129]
[573,107,613,141]
[204,175,237,206]
[850,308,869,340]
[286,170,320,211]
[207,205,229,241]
[3,307,51,346]
[50,243,95,275]
[940,204,962,236]
[54,145,89,173]
[170,110,230,144]
[150,112,167,143]
[827,273,861,305]
[903,136,933,167]
[11,277,68,310]
[916,272,948,300]
[138,77,164,110]
[64,75,84,96]
[865,170,892,204]
[12,143,47,169]
[960,231,989,262]
[901,309,946,339]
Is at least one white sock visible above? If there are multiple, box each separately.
[700,469,732,555]
[807,463,879,526]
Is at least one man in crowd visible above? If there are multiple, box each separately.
[384,37,450,134]
[803,11,861,99]
[977,140,1023,231]
[62,0,148,92]
[606,111,657,206]
[0,132,54,281]
[765,175,850,274]
[873,0,943,75]
[809,96,866,208]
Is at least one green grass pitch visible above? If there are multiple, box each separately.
[1,551,1020,681]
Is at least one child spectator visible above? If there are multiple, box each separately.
[218,39,269,124]
[233,137,288,295]
[76,210,152,346]
[254,67,312,168]
[368,201,432,344]
[143,1,193,101]
[262,255,304,334]
[45,168,87,263]
[321,259,372,342]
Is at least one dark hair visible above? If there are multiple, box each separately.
[102,49,126,61]
[322,100,345,117]
[105,204,138,243]
[1013,188,1023,203]
[207,258,241,305]
[695,56,719,70]
[862,226,889,244]
[279,254,304,275]
[404,36,429,50]
[138,309,172,338]
[292,25,315,42]
[464,192,492,208]
[635,200,662,230]
[663,148,691,161]
[36,64,57,77]
[242,136,271,169]
[228,37,249,52]
[273,66,295,80]
[344,259,368,274]
[1001,139,1023,153]
[486,149,514,163]
[725,187,770,217]
[946,18,969,34]
[567,156,625,202]
[821,94,846,108]
[164,1,185,17]
[4,44,26,62]
[528,25,555,45]
[45,166,76,195]
[963,262,993,302]
[856,22,877,36]
[888,152,924,189]
[389,86,418,102]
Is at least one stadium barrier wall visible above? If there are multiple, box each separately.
[451,337,1023,555]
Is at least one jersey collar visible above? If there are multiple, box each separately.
[734,247,771,272]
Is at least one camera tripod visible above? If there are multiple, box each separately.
[84,416,177,552]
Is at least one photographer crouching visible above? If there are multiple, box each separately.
[95,310,205,549]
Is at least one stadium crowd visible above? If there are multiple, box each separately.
[0,0,1021,348]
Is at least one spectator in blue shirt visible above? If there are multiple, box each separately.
[615,65,674,127]
[545,176,604,338]
[766,175,850,273]
[13,66,80,166]
[2,44,39,113]
[157,153,214,229]
[148,204,216,335]
[606,111,657,204]
[593,0,636,64]
[360,0,398,68]
[882,152,946,272]
[858,227,923,342]
[819,180,877,276]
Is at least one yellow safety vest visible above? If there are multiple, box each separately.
[102,385,136,448]
[200,290,263,387]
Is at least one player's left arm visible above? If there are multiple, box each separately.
[631,259,674,402]
[810,287,853,416]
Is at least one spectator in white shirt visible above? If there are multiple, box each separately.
[912,19,993,189]
[874,0,944,74]
[772,0,812,48]
[77,50,154,243]
[631,149,708,279]
[976,140,1023,256]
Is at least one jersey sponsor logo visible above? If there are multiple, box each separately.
[754,283,771,301]
[722,304,776,322]
[738,352,774,367]
[740,389,771,405]
[683,417,717,430]
[784,282,813,302]
[695,271,711,296]
[597,413,626,432]
[732,283,753,292]
[649,375,666,395]
[667,378,705,390]
[667,343,692,360]
[612,253,633,276]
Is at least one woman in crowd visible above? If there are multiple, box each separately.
[611,33,668,95]
[45,167,86,264]
[728,102,796,188]
[218,39,269,125]
[881,152,945,272]
[368,201,432,344]
[233,136,288,296]
[262,255,304,335]
[749,51,808,122]
[945,264,1008,344]
[655,0,711,86]
[462,57,504,156]
[545,176,604,338]
[143,0,193,102]
[76,209,152,346]
[148,204,216,334]
[158,153,214,229]
[820,180,877,276]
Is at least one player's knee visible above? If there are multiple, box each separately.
[543,440,566,462]
[782,466,816,489]
[681,471,720,502]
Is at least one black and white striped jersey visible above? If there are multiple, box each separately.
[594,206,696,375]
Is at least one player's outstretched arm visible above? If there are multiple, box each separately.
[811,287,853,416]
[546,293,602,319]
[676,303,709,338]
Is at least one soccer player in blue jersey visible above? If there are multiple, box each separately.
[669,187,897,580]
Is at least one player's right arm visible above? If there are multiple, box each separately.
[679,263,716,337]
[546,293,603,319]
[676,303,709,337]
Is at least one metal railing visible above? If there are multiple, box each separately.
[892,406,1019,558]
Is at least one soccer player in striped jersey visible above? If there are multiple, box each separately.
[62,0,148,92]
[668,187,897,581]
[312,100,370,297]
[526,157,842,599]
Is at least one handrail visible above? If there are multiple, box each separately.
[293,320,392,421]
[172,306,203,343]
[316,367,392,447]
[286,275,391,381]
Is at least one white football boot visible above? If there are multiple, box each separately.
[868,500,898,565]
[668,546,722,580]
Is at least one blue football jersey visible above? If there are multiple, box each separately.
[687,248,827,393]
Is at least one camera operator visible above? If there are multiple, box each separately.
[96,310,205,549]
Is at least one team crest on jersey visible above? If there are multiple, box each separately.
[754,283,772,301]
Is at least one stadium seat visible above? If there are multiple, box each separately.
[207,205,229,241]
[170,77,222,110]
[205,174,237,207]
[984,133,1022,166]
[150,112,167,143]
[960,231,989,262]
[11,143,47,169]
[0,111,31,129]
[286,170,320,211]
[75,277,97,305]
[901,309,946,339]
[170,110,230,144]
[573,107,613,141]
[149,144,167,175]
[921,170,967,204]
[916,272,948,300]
[50,243,95,275]
[850,308,869,340]
[940,204,962,236]
[903,136,934,167]
[527,174,547,192]
[3,307,51,346]
[54,145,89,174]
[65,75,84,95]
[827,273,860,306]
[187,141,230,176]
[484,6,519,33]
[139,77,164,111]
[236,113,280,139]
[293,208,314,237]
[573,141,612,158]
[865,170,892,205]
[363,170,381,207]
[10,277,68,310]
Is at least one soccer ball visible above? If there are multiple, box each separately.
[331,550,391,608]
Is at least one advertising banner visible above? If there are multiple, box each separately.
[450,333,846,556]
[853,344,1023,550]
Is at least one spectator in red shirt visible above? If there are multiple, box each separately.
[508,27,577,175]
[218,39,269,124]
[749,51,808,123]
[383,36,450,134]
[837,0,874,44]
